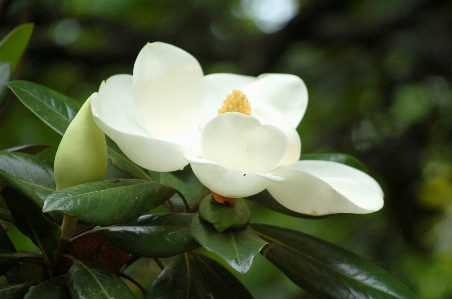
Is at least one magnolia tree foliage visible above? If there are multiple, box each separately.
[0,24,416,299]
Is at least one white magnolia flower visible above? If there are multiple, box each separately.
[91,42,384,215]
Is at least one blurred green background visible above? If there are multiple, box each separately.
[1,0,452,298]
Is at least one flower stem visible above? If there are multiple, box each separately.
[120,272,148,298]
[154,258,165,271]
[52,213,78,274]
[176,190,190,213]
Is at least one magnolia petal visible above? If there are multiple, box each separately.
[91,93,189,172]
[243,74,308,128]
[267,162,384,215]
[201,73,255,127]
[133,42,204,140]
[250,100,301,166]
[291,160,384,196]
[98,74,137,121]
[91,92,148,138]
[184,155,276,198]
[201,113,288,173]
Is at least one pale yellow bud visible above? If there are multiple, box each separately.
[54,96,108,190]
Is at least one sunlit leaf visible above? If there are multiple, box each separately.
[43,179,176,226]
[7,80,81,136]
[95,213,199,257]
[0,283,31,299]
[252,224,417,299]
[299,153,369,173]
[0,23,33,74]
[0,151,55,208]
[66,259,135,299]
[2,187,60,268]
[190,215,266,274]
[198,195,250,232]
[148,252,253,299]
[24,276,70,299]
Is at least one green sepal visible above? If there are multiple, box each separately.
[199,194,250,232]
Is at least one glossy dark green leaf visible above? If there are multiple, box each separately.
[66,260,135,299]
[149,167,207,205]
[247,190,326,219]
[106,138,152,180]
[0,151,55,208]
[94,213,199,257]
[189,215,267,274]
[24,275,70,299]
[0,23,33,73]
[0,62,11,107]
[299,153,369,173]
[43,179,176,226]
[0,224,17,276]
[7,80,81,136]
[148,252,253,299]
[0,283,31,298]
[252,224,417,299]
[199,195,250,232]
[2,187,60,267]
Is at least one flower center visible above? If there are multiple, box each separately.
[218,90,251,116]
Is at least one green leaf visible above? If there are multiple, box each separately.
[0,224,18,276]
[0,23,34,74]
[106,138,152,180]
[148,252,253,299]
[95,213,199,257]
[299,153,369,173]
[0,283,31,299]
[189,215,267,274]
[247,190,325,219]
[66,259,135,299]
[252,224,417,299]
[7,80,81,136]
[0,62,11,107]
[24,276,70,299]
[199,195,250,232]
[43,179,176,226]
[0,151,55,208]
[2,187,60,267]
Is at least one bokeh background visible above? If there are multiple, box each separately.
[1,0,452,298]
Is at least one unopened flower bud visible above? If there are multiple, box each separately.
[54,96,107,190]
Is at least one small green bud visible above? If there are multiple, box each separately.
[54,96,108,190]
